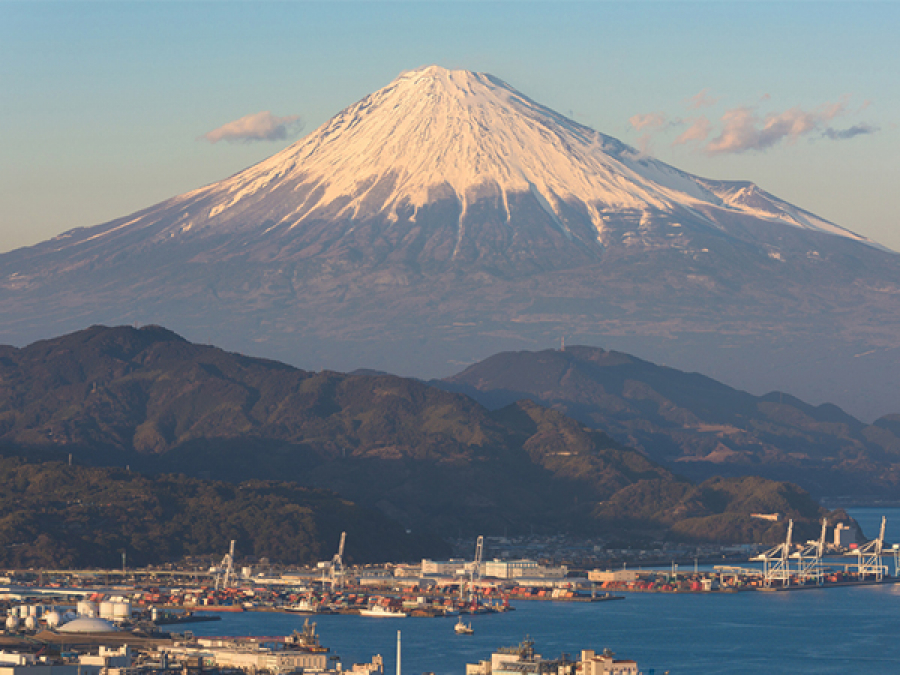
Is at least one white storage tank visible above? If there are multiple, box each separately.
[5,615,19,631]
[99,601,115,620]
[23,615,37,631]
[112,602,131,621]
[76,601,97,618]
[45,611,63,629]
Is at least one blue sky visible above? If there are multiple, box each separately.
[1,1,897,253]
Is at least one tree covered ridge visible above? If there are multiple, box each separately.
[0,457,445,569]
[0,326,836,546]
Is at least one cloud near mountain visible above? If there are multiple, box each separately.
[631,93,878,154]
[201,110,304,143]
[822,123,880,140]
[705,98,860,154]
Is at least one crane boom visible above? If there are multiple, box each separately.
[330,531,346,589]
[473,535,484,582]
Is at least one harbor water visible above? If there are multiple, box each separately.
[192,508,900,674]
[192,585,900,674]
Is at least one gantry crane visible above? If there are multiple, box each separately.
[331,531,346,589]
[848,516,887,580]
[792,518,827,584]
[318,531,347,589]
[752,519,793,587]
[465,535,484,602]
[213,540,236,591]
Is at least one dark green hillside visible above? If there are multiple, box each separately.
[593,475,841,544]
[0,326,836,545]
[0,325,679,536]
[441,346,900,499]
[0,457,444,568]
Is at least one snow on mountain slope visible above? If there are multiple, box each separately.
[695,178,876,247]
[10,64,881,271]
[151,65,873,250]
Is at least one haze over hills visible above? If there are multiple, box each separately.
[0,325,839,545]
[440,346,900,501]
[1,66,898,420]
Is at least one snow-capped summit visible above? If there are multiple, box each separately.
[49,65,872,259]
[196,65,716,231]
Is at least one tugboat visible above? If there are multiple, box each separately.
[284,597,320,614]
[454,618,474,635]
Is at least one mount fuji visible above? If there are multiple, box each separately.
[2,66,898,420]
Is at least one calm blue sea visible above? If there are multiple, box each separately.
[192,507,900,675]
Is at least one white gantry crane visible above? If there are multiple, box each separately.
[849,516,888,581]
[318,531,347,589]
[332,531,346,589]
[213,540,236,591]
[465,535,484,602]
[472,535,484,583]
[752,519,794,587]
[792,518,827,585]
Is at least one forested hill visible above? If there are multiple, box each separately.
[0,325,839,546]
[441,346,900,499]
[0,457,445,568]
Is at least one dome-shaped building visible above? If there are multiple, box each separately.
[56,616,119,633]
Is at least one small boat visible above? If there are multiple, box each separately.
[284,598,319,614]
[358,605,407,618]
[454,618,474,635]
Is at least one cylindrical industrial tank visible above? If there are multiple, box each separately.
[5,615,19,631]
[99,601,115,620]
[112,602,131,620]
[45,611,62,629]
[150,607,159,622]
[76,601,97,618]
[23,616,37,631]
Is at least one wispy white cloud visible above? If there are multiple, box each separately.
[704,97,860,155]
[629,112,667,131]
[685,88,718,110]
[202,111,304,144]
[673,117,712,146]
[627,92,879,157]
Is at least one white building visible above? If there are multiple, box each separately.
[466,640,637,675]
[421,559,469,576]
[161,632,382,675]
[483,560,567,580]
[0,647,133,675]
[466,637,574,675]
[580,650,638,675]
[162,642,329,675]
[0,653,77,675]
[78,645,133,675]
